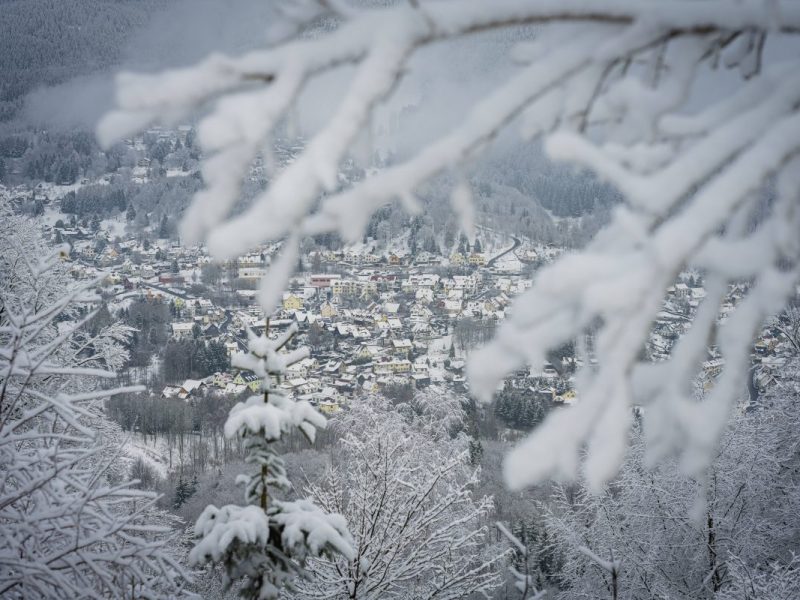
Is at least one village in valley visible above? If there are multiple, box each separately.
[1,125,796,439]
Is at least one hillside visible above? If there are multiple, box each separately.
[0,0,167,121]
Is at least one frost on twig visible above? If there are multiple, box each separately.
[99,0,800,491]
[189,321,354,599]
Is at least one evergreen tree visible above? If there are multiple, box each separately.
[173,474,194,509]
[159,214,169,238]
[458,233,468,255]
[189,323,354,599]
[126,203,137,222]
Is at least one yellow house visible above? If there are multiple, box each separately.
[320,301,337,318]
[282,293,304,311]
[468,253,486,266]
[233,372,261,392]
[450,253,465,265]
[556,389,577,404]
[373,359,412,375]
[318,400,341,414]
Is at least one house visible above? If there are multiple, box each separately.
[355,345,373,361]
[309,273,342,289]
[282,293,304,311]
[224,382,248,395]
[443,299,462,317]
[373,359,412,375]
[239,266,267,280]
[159,273,185,286]
[320,301,338,318]
[318,399,342,414]
[468,253,486,266]
[171,322,195,339]
[178,379,205,400]
[391,338,413,357]
[233,372,261,392]
[415,288,434,303]
[212,372,233,388]
[286,357,318,378]
[322,360,344,375]
[161,385,182,399]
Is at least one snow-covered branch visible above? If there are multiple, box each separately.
[101,0,800,491]
[0,213,188,598]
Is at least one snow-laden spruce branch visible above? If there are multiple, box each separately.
[100,0,800,491]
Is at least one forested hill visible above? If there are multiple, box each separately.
[0,0,166,121]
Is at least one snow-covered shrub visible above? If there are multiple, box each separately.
[188,323,354,599]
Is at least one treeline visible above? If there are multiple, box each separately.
[107,391,244,473]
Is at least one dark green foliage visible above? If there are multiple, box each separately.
[119,298,171,367]
[494,384,552,431]
[468,438,483,466]
[509,518,564,587]
[61,184,128,216]
[107,392,240,442]
[129,457,158,490]
[162,338,230,382]
[458,233,469,255]
[0,135,29,157]
[173,473,198,509]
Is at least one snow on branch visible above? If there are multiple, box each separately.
[100,0,800,493]
[0,222,187,598]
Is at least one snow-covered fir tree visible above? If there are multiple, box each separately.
[188,321,354,599]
